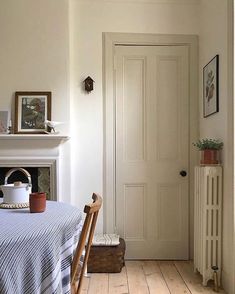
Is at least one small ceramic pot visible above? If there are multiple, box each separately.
[200,149,219,165]
[29,192,46,213]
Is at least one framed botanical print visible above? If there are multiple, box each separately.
[203,55,219,118]
[15,91,51,134]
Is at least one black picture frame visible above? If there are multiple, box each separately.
[203,55,219,118]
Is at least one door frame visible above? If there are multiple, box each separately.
[103,33,198,258]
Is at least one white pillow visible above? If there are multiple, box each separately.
[92,234,120,246]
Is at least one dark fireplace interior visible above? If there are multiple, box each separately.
[0,167,50,199]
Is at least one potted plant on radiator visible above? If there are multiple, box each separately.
[193,138,223,165]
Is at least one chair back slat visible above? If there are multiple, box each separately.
[71,193,102,294]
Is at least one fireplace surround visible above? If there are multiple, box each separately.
[0,134,69,201]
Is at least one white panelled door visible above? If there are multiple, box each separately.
[115,45,189,259]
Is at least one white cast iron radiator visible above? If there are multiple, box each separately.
[194,166,222,286]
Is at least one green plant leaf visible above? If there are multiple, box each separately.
[192,138,223,150]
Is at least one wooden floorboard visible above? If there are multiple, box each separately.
[81,276,90,293]
[158,261,191,294]
[109,267,129,294]
[83,261,225,294]
[142,260,170,294]
[125,261,149,294]
[87,273,109,294]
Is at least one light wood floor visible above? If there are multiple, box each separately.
[81,261,226,294]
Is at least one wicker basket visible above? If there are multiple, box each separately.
[87,238,125,273]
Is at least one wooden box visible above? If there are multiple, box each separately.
[87,238,125,273]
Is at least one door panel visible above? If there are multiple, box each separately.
[157,58,180,160]
[115,45,189,259]
[124,184,146,240]
[123,57,146,161]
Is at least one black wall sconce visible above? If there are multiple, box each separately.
[83,76,94,93]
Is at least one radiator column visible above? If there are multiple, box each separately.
[194,166,222,286]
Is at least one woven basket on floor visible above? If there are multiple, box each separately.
[87,238,126,273]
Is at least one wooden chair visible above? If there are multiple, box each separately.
[71,193,102,294]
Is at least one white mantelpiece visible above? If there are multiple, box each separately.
[0,134,69,141]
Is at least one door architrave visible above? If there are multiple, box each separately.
[103,33,198,258]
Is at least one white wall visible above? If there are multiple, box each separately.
[0,0,71,202]
[199,0,234,293]
[69,0,199,232]
[0,1,233,291]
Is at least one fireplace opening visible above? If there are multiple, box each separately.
[0,167,51,199]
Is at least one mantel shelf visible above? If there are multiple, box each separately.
[0,134,70,143]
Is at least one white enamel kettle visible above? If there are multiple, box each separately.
[1,168,32,204]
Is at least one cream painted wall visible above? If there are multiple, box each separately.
[0,0,71,202]
[199,0,234,293]
[69,0,199,232]
[0,1,233,291]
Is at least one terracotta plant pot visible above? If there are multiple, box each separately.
[29,192,46,213]
[200,149,219,165]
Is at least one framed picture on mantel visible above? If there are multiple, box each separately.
[14,91,51,134]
